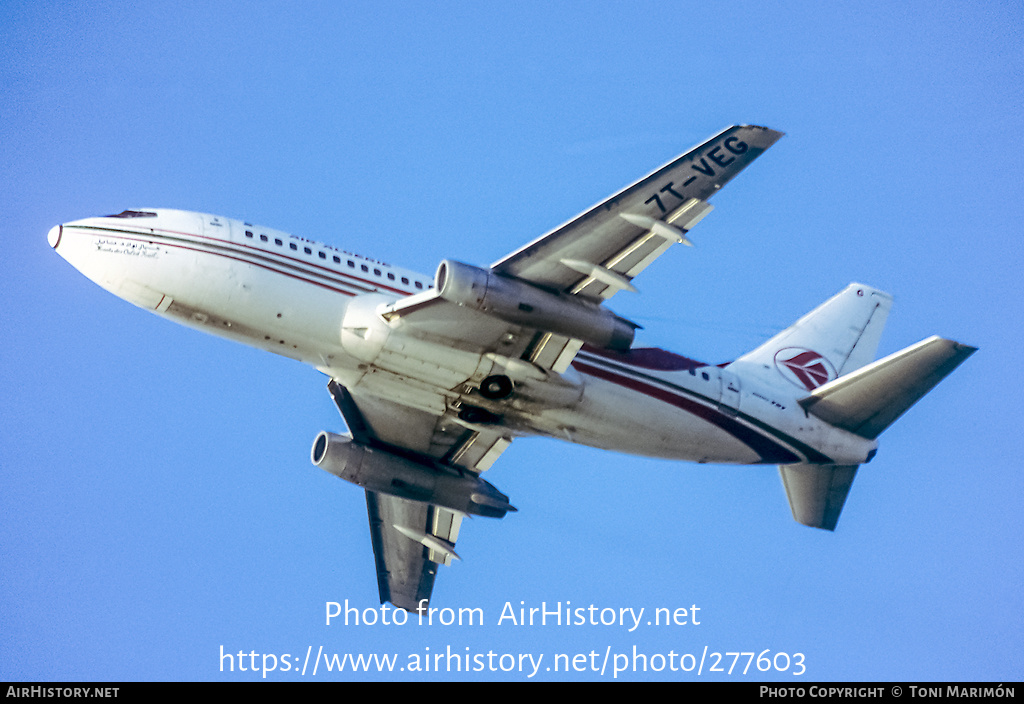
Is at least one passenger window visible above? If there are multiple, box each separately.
[415,281,423,289]
[275,238,282,246]
[401,277,409,284]
[333,255,341,264]
[260,234,268,242]
[701,372,710,381]
[319,251,326,259]
[290,243,297,251]
[304,247,312,255]
[387,273,395,280]
[361,264,369,272]
[245,230,254,238]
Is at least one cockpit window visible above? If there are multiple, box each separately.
[106,210,157,218]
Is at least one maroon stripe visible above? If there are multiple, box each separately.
[73,228,388,297]
[141,224,416,297]
[573,360,800,464]
[580,343,707,371]
[159,240,361,296]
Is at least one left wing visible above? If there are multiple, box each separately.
[326,381,511,612]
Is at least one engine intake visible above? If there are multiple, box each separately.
[435,260,635,350]
[311,432,515,518]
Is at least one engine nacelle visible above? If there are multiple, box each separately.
[435,260,636,351]
[311,432,515,518]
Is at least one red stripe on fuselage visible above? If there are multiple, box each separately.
[572,359,801,464]
[69,226,418,298]
[125,221,418,297]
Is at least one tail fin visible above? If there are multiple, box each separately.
[727,283,893,391]
[734,285,977,532]
[779,337,975,531]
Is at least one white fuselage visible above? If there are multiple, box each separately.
[49,209,876,467]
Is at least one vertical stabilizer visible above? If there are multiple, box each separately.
[727,284,892,393]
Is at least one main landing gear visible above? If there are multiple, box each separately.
[457,374,514,425]
[479,374,514,400]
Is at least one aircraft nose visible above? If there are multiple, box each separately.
[47,224,62,249]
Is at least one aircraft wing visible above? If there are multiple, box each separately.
[491,124,784,299]
[384,124,784,372]
[327,381,511,612]
[364,492,458,612]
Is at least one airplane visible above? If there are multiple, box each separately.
[48,124,976,613]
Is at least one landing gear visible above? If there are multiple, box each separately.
[479,374,514,400]
[458,374,512,424]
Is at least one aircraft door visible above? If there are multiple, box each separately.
[719,369,741,415]
[196,213,235,276]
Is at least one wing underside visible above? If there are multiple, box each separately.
[327,381,510,611]
[366,492,461,612]
[381,125,783,374]
[492,124,784,297]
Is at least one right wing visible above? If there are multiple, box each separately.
[383,125,784,372]
[364,491,459,612]
[491,124,785,299]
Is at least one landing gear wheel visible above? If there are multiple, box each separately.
[479,374,514,400]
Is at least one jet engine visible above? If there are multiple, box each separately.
[435,260,636,350]
[311,431,515,518]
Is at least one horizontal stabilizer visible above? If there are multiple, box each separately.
[799,336,977,439]
[779,463,859,531]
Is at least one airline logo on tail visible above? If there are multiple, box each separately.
[775,348,837,390]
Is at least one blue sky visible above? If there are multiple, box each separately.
[2,0,1021,681]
